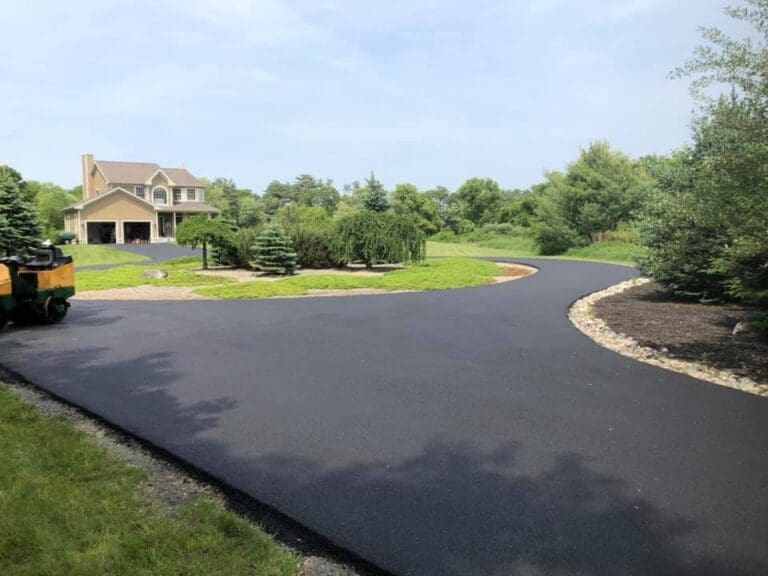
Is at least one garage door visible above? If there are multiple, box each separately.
[123,222,151,244]
[86,222,116,244]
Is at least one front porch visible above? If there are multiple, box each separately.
[155,211,213,242]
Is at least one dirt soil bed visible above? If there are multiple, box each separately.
[593,281,768,385]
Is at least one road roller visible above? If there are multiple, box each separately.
[0,246,75,330]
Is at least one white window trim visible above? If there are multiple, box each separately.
[134,185,146,199]
[152,186,169,205]
[186,188,196,201]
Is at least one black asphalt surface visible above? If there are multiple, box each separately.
[112,243,200,262]
[1,259,766,576]
[78,244,200,270]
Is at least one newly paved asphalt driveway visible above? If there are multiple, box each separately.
[113,243,200,262]
[78,244,200,270]
[1,259,766,576]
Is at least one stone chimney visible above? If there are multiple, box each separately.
[81,154,94,200]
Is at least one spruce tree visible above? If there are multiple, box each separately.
[252,225,298,275]
[0,165,42,256]
[361,172,389,212]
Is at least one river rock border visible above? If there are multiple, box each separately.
[569,278,767,397]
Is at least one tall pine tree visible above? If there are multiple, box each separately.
[361,172,389,212]
[0,166,41,256]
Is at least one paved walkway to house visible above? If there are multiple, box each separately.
[1,259,766,576]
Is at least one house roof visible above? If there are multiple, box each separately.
[64,187,156,212]
[63,189,219,213]
[95,160,203,187]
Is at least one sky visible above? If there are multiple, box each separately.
[0,0,738,193]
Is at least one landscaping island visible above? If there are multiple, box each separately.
[571,280,768,396]
[73,257,536,301]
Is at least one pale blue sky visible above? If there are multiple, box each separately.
[0,1,734,192]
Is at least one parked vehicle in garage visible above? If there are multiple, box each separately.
[0,246,76,330]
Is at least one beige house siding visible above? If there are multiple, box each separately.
[112,183,147,201]
[149,173,172,206]
[80,193,156,243]
[87,169,109,200]
[171,186,206,205]
[64,212,76,234]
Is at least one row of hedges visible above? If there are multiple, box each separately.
[195,210,426,274]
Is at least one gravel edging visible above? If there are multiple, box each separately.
[569,278,768,397]
[0,367,386,576]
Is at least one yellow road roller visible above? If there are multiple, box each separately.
[0,246,75,330]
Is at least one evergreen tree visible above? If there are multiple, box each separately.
[0,165,42,256]
[361,172,389,212]
[252,225,298,275]
[0,215,10,252]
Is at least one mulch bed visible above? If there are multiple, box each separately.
[593,281,768,384]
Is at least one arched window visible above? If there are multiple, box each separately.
[153,187,167,204]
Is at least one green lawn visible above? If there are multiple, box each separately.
[427,240,642,266]
[75,258,234,291]
[61,245,150,267]
[0,385,298,576]
[196,258,503,299]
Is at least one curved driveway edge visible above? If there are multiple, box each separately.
[1,258,766,576]
[570,278,767,397]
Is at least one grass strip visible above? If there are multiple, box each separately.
[62,245,150,267]
[75,257,234,291]
[196,258,501,299]
[0,385,298,576]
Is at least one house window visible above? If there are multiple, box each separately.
[135,186,146,199]
[153,187,167,204]
[186,188,196,201]
[173,188,182,202]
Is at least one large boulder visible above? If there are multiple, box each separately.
[142,269,168,280]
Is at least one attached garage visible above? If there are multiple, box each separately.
[123,221,151,244]
[87,222,116,244]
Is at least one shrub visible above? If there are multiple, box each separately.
[457,219,475,235]
[333,212,425,268]
[430,229,458,243]
[292,227,344,269]
[533,219,580,255]
[210,218,240,267]
[477,223,518,237]
[213,227,262,269]
[55,231,76,245]
[635,187,729,301]
[252,225,298,275]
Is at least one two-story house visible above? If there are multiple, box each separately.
[63,154,220,244]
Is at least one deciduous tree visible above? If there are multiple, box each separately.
[175,216,232,270]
